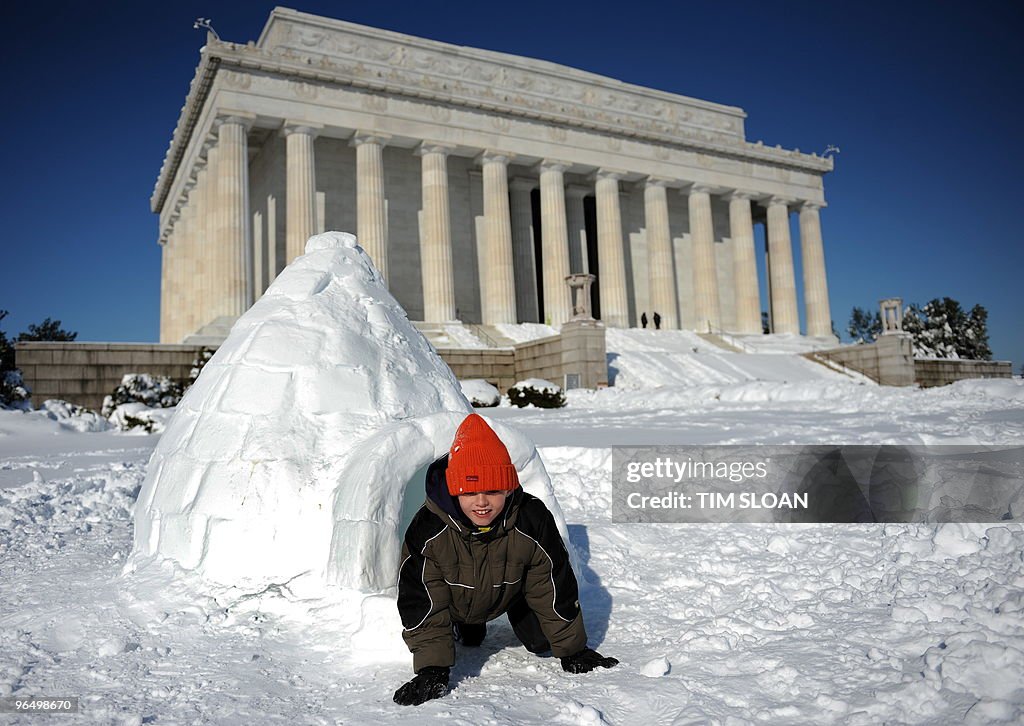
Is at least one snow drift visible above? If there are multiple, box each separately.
[127,232,570,598]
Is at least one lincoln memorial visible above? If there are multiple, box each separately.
[152,7,834,344]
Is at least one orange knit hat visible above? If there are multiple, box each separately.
[445,414,520,496]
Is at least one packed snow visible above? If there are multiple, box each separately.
[2,239,1023,722]
[128,231,571,601]
[459,379,501,407]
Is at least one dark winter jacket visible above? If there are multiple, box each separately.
[397,454,588,672]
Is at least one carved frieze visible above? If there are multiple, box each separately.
[223,70,251,89]
[259,14,745,147]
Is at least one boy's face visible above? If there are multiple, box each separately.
[457,490,511,527]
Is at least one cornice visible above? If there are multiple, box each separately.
[151,13,833,216]
[151,49,220,214]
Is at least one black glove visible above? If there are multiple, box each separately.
[560,647,619,674]
[393,666,450,706]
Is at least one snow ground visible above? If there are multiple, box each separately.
[1,329,1023,724]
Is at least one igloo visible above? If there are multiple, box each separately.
[128,232,572,599]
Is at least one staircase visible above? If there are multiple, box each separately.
[696,332,745,353]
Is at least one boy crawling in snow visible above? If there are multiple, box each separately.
[394,413,617,706]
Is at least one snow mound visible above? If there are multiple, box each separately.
[128,231,571,599]
[460,379,500,407]
[641,656,671,677]
[514,378,562,394]
[37,399,111,433]
[942,377,1024,402]
[108,403,176,434]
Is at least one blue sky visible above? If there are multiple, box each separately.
[2,1,1021,370]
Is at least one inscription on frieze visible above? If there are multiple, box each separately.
[259,16,746,147]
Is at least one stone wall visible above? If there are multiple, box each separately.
[809,334,916,386]
[15,342,207,411]
[810,335,1014,388]
[15,323,607,410]
[442,321,608,394]
[436,348,517,392]
[914,359,1013,388]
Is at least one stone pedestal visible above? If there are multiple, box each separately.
[880,297,903,334]
[559,319,608,389]
[566,273,597,321]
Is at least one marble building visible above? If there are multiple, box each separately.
[152,7,834,344]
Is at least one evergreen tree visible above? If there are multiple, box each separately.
[963,304,992,360]
[918,298,962,358]
[902,303,924,342]
[847,307,882,344]
[17,317,77,342]
[902,298,991,360]
[0,310,13,372]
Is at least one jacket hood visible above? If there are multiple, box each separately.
[424,454,522,538]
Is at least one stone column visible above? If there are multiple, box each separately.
[479,151,517,325]
[192,154,209,330]
[565,185,589,273]
[159,239,170,343]
[593,169,629,328]
[799,201,833,337]
[284,121,320,265]
[644,177,677,330]
[214,113,255,317]
[763,196,799,334]
[417,142,457,322]
[539,160,573,328]
[687,184,721,332]
[180,193,197,337]
[352,130,391,282]
[201,141,218,328]
[510,178,539,322]
[167,223,182,342]
[727,190,762,334]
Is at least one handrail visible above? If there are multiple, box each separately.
[703,325,757,353]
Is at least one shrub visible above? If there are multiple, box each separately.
[102,373,184,417]
[461,379,501,407]
[507,378,566,409]
[189,348,213,383]
[38,399,110,432]
[0,369,31,410]
[106,402,174,434]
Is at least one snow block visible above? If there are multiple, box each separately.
[128,231,573,599]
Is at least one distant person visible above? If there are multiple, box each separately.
[653,312,662,330]
[640,312,648,329]
[393,414,618,706]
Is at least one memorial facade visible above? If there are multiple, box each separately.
[152,7,834,344]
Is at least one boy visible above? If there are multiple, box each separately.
[394,413,618,706]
